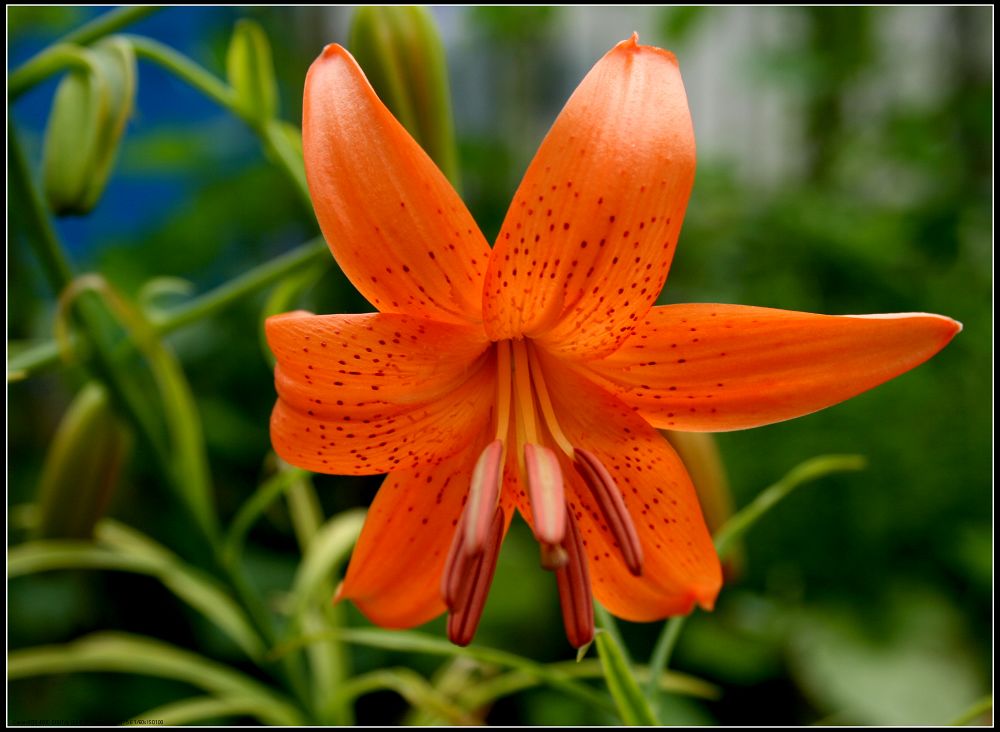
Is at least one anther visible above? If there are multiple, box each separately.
[463,439,504,553]
[441,512,468,609]
[555,507,594,648]
[446,506,505,647]
[524,443,566,548]
[573,447,644,576]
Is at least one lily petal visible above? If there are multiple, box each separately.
[338,447,474,627]
[267,311,493,474]
[582,304,962,431]
[341,439,519,628]
[483,36,695,359]
[304,44,491,324]
[538,351,722,620]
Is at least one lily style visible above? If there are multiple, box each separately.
[266,37,960,648]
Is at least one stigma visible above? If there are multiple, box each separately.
[441,339,645,648]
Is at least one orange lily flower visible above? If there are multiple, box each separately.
[266,36,960,648]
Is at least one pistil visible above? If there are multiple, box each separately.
[514,339,567,551]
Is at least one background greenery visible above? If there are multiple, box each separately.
[8,6,992,726]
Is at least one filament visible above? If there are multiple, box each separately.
[526,343,574,457]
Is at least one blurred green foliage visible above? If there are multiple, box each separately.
[7,6,992,727]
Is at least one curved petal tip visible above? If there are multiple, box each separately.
[320,42,348,62]
[613,32,679,65]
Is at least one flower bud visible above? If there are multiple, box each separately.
[36,381,132,539]
[349,6,460,186]
[226,19,279,122]
[42,37,136,215]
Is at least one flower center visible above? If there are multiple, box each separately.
[441,339,645,648]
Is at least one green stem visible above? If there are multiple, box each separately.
[124,34,235,110]
[61,6,160,46]
[9,119,75,292]
[13,119,261,659]
[9,237,328,379]
[9,120,167,463]
[122,34,311,208]
[149,237,327,331]
[8,7,160,100]
[218,557,313,714]
[712,454,867,559]
[8,44,99,100]
[644,616,687,698]
[645,454,867,700]
[594,604,631,665]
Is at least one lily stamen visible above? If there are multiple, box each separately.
[446,506,505,647]
[524,442,567,553]
[526,343,574,457]
[574,447,644,576]
[463,439,504,553]
[555,507,595,649]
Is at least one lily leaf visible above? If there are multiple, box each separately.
[8,532,263,662]
[289,508,366,616]
[334,667,477,725]
[135,695,296,726]
[271,627,615,715]
[461,659,719,711]
[8,632,303,725]
[594,619,659,726]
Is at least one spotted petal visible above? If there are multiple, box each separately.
[340,439,518,628]
[304,44,491,324]
[582,304,962,431]
[538,350,722,620]
[483,36,696,359]
[267,311,492,474]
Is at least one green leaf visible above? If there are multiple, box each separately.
[461,659,720,710]
[226,19,278,121]
[35,381,131,539]
[595,615,659,725]
[334,668,477,725]
[271,627,615,715]
[8,632,303,725]
[137,695,298,726]
[289,509,366,616]
[57,278,219,538]
[9,528,264,662]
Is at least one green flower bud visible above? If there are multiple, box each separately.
[350,6,460,187]
[42,37,136,215]
[226,19,279,122]
[36,381,132,539]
